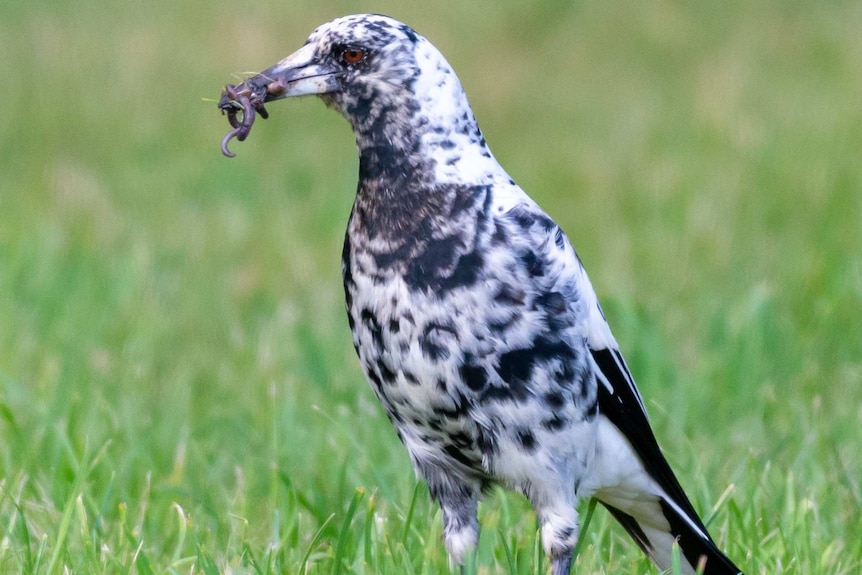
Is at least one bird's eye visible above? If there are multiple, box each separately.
[342,48,365,64]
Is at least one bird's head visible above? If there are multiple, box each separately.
[220,14,504,186]
[223,14,479,149]
[270,14,423,116]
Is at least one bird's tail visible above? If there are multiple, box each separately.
[598,495,741,575]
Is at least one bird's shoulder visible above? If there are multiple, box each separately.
[486,187,595,324]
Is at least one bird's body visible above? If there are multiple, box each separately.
[220,14,742,574]
[345,162,598,563]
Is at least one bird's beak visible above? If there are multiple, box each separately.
[217,42,342,157]
[220,42,341,110]
[258,42,343,100]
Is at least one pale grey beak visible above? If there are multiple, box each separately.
[217,42,341,157]
[255,42,342,101]
[219,42,341,110]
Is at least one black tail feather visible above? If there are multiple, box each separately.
[658,498,741,575]
[600,499,742,575]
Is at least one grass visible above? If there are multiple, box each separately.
[0,0,860,573]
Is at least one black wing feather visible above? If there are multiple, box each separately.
[591,347,742,574]
[591,346,707,529]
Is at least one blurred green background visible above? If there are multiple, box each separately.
[1,1,860,573]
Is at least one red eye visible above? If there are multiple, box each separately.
[343,48,364,63]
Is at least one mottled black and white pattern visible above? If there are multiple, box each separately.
[225,14,743,575]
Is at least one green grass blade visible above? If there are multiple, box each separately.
[333,487,366,575]
[571,497,597,566]
[301,513,335,575]
[401,481,423,547]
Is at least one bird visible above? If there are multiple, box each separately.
[219,13,743,575]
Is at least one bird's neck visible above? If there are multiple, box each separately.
[348,51,509,244]
[352,133,447,242]
[354,106,504,186]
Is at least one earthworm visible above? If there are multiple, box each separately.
[219,83,269,158]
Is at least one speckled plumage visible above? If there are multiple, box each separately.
[226,14,742,575]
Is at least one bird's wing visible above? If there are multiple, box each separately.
[573,260,712,534]
[520,198,704,518]
[501,197,740,574]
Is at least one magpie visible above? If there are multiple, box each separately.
[219,14,743,575]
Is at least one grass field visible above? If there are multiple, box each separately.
[1,1,860,573]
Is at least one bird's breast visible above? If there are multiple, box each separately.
[342,252,492,472]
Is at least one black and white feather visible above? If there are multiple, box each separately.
[226,14,743,575]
